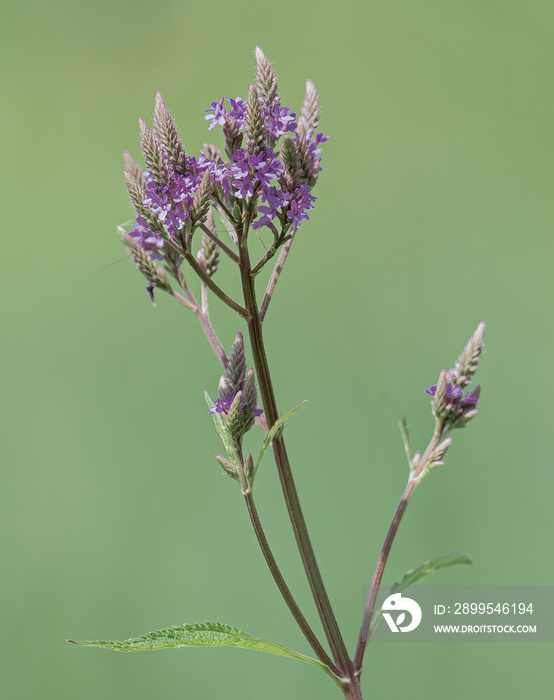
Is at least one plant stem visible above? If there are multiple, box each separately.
[237,242,353,678]
[344,678,364,700]
[197,309,227,367]
[183,250,249,318]
[259,229,296,322]
[170,290,228,367]
[353,480,414,672]
[251,229,292,276]
[241,485,341,677]
[198,221,239,263]
[354,427,443,672]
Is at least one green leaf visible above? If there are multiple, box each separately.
[255,401,306,475]
[390,552,472,593]
[398,418,412,468]
[68,621,340,684]
[370,553,472,637]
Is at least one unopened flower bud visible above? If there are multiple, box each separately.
[155,266,172,292]
[191,170,212,226]
[425,325,485,431]
[453,322,486,388]
[215,454,239,480]
[208,333,263,443]
[244,84,265,157]
[429,437,452,468]
[245,453,254,478]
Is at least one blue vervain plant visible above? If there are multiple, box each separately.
[69,47,485,700]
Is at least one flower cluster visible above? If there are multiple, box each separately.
[205,96,248,132]
[425,322,485,430]
[210,333,263,443]
[124,47,327,267]
[425,373,481,428]
[205,96,296,141]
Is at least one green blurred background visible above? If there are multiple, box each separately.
[2,0,553,697]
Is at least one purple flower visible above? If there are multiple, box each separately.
[425,383,464,400]
[309,132,328,157]
[461,385,481,406]
[142,169,212,237]
[205,98,227,131]
[146,284,156,307]
[229,150,249,176]
[127,52,328,262]
[252,149,283,187]
[228,96,247,129]
[197,155,231,191]
[209,393,263,417]
[266,106,297,139]
[233,174,255,199]
[229,149,283,199]
[209,396,235,415]
[425,375,481,428]
[129,217,165,260]
[252,186,287,230]
[205,96,247,132]
[286,185,316,227]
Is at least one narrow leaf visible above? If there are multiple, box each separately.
[370,553,472,637]
[254,401,306,475]
[390,552,472,593]
[68,621,339,683]
[398,418,412,468]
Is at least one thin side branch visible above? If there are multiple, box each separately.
[354,427,444,672]
[170,290,197,312]
[259,229,296,322]
[201,282,209,314]
[197,309,227,367]
[198,221,239,263]
[183,251,249,318]
[213,192,238,228]
[251,228,292,276]
[171,290,227,367]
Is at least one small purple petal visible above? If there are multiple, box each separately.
[446,384,463,400]
[209,393,263,418]
[209,397,233,415]
[461,390,479,406]
[205,98,227,131]
[228,96,247,129]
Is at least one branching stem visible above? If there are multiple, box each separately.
[235,450,340,676]
[170,290,227,367]
[237,241,354,679]
[259,229,296,322]
[198,221,239,263]
[354,425,444,672]
[183,250,249,318]
[251,229,292,276]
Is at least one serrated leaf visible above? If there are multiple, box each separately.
[68,621,340,684]
[390,552,472,593]
[254,401,306,475]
